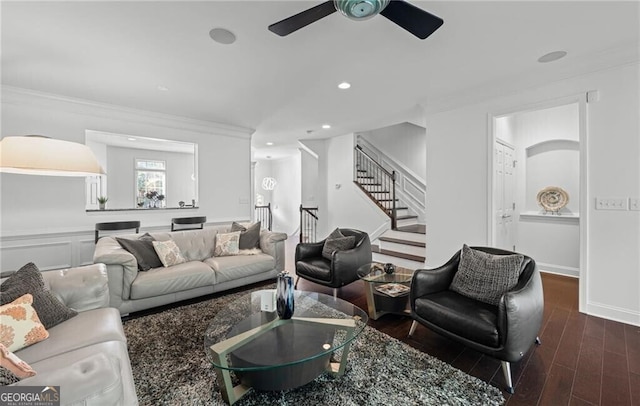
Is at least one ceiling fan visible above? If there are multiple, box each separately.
[268,0,443,40]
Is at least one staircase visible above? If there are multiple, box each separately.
[353,145,426,269]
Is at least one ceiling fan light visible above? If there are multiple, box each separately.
[334,0,390,21]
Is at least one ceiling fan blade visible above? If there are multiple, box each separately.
[268,1,337,37]
[380,1,444,39]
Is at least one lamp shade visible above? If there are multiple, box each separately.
[0,136,105,176]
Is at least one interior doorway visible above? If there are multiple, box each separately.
[490,98,585,281]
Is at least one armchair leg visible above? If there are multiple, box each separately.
[501,361,515,394]
[535,336,542,345]
[408,320,418,337]
[333,288,337,299]
[294,276,300,289]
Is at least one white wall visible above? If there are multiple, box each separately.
[1,87,253,271]
[253,160,273,206]
[300,148,318,207]
[424,63,640,326]
[270,154,301,236]
[325,133,390,238]
[359,122,426,181]
[106,145,195,209]
[513,103,580,273]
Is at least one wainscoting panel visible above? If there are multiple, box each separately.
[1,240,74,272]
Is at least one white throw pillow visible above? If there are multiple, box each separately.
[152,240,187,267]
[214,231,241,257]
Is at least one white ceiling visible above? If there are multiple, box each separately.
[2,1,639,160]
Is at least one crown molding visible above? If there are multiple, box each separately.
[1,86,255,139]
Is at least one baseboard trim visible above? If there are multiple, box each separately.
[538,262,579,278]
[586,301,640,327]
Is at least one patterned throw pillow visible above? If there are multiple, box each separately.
[0,294,49,352]
[152,240,187,267]
[322,228,356,260]
[0,262,78,329]
[116,233,163,271]
[449,245,524,306]
[214,231,241,257]
[230,222,261,250]
[0,343,36,382]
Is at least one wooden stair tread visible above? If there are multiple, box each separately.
[396,215,418,220]
[394,224,426,234]
[373,246,425,262]
[379,236,426,248]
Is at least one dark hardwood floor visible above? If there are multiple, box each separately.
[286,239,639,405]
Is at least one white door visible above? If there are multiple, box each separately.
[495,141,516,251]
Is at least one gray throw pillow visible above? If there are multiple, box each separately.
[116,233,163,271]
[0,262,78,329]
[230,222,261,250]
[322,229,356,260]
[449,244,524,306]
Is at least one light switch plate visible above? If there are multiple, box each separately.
[630,198,640,211]
[595,198,628,210]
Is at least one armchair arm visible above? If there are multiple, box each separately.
[498,262,544,361]
[42,264,110,312]
[331,234,372,287]
[295,240,325,262]
[410,252,460,302]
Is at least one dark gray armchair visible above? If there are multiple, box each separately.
[408,246,543,394]
[295,228,372,298]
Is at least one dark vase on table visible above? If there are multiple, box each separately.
[276,272,295,319]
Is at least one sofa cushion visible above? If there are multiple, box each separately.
[414,290,500,348]
[130,261,216,300]
[116,233,162,271]
[17,340,136,406]
[204,254,275,284]
[295,258,332,282]
[0,262,78,329]
[0,294,49,352]
[15,307,126,364]
[158,228,218,261]
[231,221,261,249]
[14,353,124,406]
[449,244,524,306]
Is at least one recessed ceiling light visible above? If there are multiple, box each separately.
[322,124,331,129]
[266,155,272,159]
[266,142,274,146]
[338,82,351,90]
[537,51,567,63]
[157,85,169,92]
[127,137,136,141]
[209,28,236,45]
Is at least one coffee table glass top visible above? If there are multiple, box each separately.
[204,290,368,372]
[357,262,415,284]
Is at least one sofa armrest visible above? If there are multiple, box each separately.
[94,237,139,300]
[259,230,288,272]
[13,353,124,405]
[42,264,110,312]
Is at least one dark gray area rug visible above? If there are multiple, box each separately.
[123,286,505,405]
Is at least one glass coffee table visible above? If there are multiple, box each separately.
[204,290,368,405]
[357,262,415,320]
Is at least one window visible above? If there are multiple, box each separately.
[136,159,166,207]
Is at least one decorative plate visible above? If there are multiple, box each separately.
[537,186,569,212]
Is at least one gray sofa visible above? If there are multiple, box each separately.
[8,264,138,405]
[94,225,287,315]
